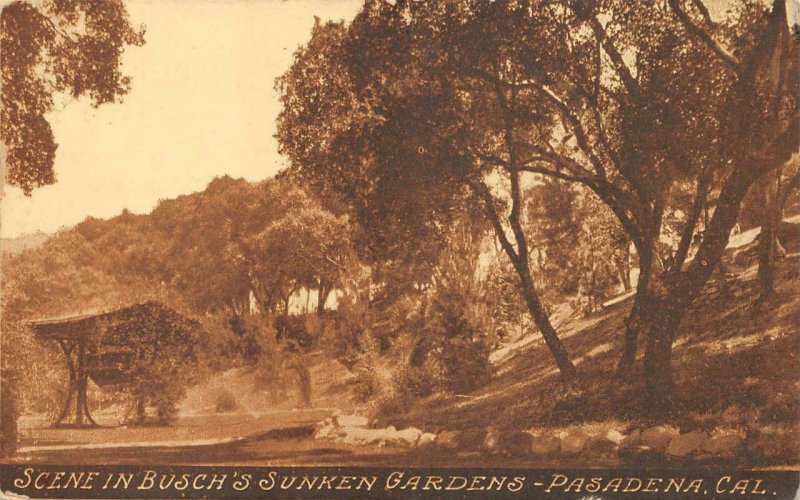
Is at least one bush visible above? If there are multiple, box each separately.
[438,337,492,394]
[350,351,382,403]
[392,364,435,398]
[214,389,239,413]
[106,303,201,426]
[283,355,312,407]
[415,287,494,395]
[372,391,415,420]
[230,314,279,364]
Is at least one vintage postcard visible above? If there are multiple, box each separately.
[0,0,798,498]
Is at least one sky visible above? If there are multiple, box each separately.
[2,0,797,238]
[1,0,362,238]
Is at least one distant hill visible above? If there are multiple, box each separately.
[1,231,50,255]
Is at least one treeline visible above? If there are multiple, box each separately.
[1,172,640,433]
[0,177,357,442]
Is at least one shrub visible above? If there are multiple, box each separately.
[372,391,415,419]
[350,348,382,403]
[105,303,201,426]
[214,389,239,413]
[283,355,312,407]
[392,364,435,398]
[230,314,278,364]
[414,287,494,395]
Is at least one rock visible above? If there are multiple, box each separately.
[640,425,680,453]
[418,432,437,447]
[396,427,423,446]
[721,405,745,424]
[496,430,533,457]
[694,452,714,462]
[586,435,618,456]
[666,430,710,458]
[702,434,743,458]
[314,422,337,439]
[339,427,381,445]
[336,425,409,447]
[483,426,501,454]
[604,429,625,445]
[561,428,589,455]
[335,414,369,428]
[436,428,487,451]
[381,425,399,445]
[319,417,436,449]
[457,428,488,451]
[530,435,561,457]
[620,428,642,450]
[436,430,461,450]
[748,431,798,462]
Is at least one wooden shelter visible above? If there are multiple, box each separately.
[28,301,197,428]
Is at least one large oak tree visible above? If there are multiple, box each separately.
[277,0,798,405]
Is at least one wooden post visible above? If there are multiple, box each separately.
[75,342,86,427]
[54,341,75,426]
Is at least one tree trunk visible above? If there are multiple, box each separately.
[483,81,578,380]
[616,282,648,377]
[135,396,146,423]
[317,282,331,316]
[616,227,660,377]
[617,254,632,291]
[472,177,577,381]
[515,264,577,381]
[757,218,777,299]
[641,287,686,412]
[673,169,712,272]
[641,164,762,406]
[757,169,781,299]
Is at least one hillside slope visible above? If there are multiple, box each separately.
[387,256,799,465]
[1,231,49,255]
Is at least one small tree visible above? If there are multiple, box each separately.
[417,223,494,394]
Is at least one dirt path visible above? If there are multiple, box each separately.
[8,427,617,467]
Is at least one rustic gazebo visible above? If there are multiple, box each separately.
[28,301,197,428]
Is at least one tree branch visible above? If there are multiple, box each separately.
[585,16,642,101]
[690,0,716,26]
[467,179,519,263]
[667,0,741,74]
[494,78,531,262]
[671,166,713,272]
[513,159,644,251]
[536,84,607,180]
[513,164,591,184]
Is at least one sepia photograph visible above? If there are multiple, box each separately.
[0,0,798,498]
